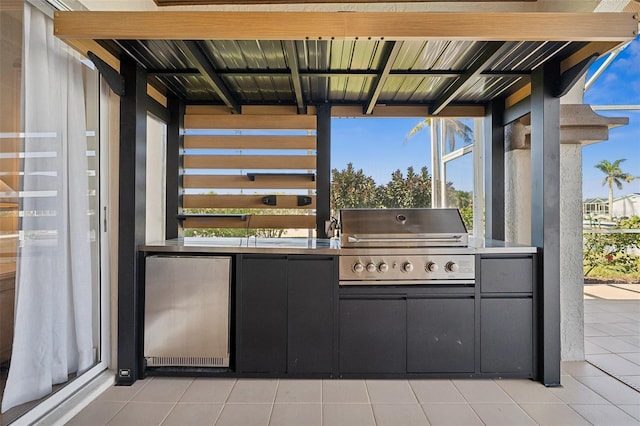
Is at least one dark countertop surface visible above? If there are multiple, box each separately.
[141,237,537,254]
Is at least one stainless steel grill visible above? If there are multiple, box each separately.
[339,208,475,285]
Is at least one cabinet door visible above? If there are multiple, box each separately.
[481,298,533,375]
[339,298,406,374]
[288,258,334,374]
[238,257,287,373]
[407,298,474,373]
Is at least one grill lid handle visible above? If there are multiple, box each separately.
[347,235,465,244]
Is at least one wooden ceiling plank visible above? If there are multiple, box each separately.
[330,105,485,117]
[54,12,638,42]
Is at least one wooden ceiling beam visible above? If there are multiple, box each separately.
[54,11,638,42]
[155,0,536,4]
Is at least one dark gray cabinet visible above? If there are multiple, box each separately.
[407,297,475,373]
[479,255,535,377]
[481,298,533,374]
[237,256,288,373]
[237,255,335,375]
[288,257,334,374]
[339,297,406,374]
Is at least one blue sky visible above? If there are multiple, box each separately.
[330,35,640,200]
[331,117,474,193]
[583,35,640,199]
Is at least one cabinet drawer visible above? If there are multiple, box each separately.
[480,258,532,293]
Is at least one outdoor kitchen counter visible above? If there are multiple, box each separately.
[141,236,537,255]
[141,236,340,255]
[470,237,538,254]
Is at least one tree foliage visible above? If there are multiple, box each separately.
[583,215,640,278]
[330,163,380,212]
[377,166,431,208]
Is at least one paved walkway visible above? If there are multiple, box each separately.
[584,283,640,391]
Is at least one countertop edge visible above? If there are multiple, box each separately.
[140,238,538,255]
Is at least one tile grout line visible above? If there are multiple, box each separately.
[266,379,279,426]
[100,376,156,425]
[158,377,195,426]
[363,379,377,426]
[213,378,238,426]
[320,379,323,426]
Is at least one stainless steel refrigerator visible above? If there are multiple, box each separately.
[144,255,231,367]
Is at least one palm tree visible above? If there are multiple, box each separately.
[405,118,473,152]
[405,118,473,207]
[594,159,635,219]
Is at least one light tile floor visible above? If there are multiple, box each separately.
[64,284,640,426]
[66,369,640,425]
[584,284,640,392]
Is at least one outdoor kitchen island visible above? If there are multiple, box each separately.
[140,234,539,382]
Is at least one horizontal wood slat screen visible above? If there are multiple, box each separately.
[183,215,316,229]
[184,135,316,150]
[184,155,316,170]
[185,114,316,130]
[182,108,317,234]
[183,175,316,190]
[184,194,316,209]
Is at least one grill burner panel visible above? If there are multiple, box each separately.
[339,254,475,282]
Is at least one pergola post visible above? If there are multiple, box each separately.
[117,57,147,385]
[316,103,331,238]
[484,98,505,240]
[166,96,184,239]
[531,61,561,386]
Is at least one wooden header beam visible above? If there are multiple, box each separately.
[155,0,536,4]
[54,11,638,42]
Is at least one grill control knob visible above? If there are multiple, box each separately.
[366,263,377,273]
[353,263,364,273]
[379,262,389,273]
[425,262,439,273]
[445,261,459,273]
[402,262,414,273]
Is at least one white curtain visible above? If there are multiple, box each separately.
[1,3,94,413]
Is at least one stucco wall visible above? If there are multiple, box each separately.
[505,149,531,246]
[560,143,585,361]
[504,129,586,361]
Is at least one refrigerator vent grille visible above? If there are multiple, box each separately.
[146,356,229,367]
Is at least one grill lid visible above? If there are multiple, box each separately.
[339,208,468,248]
